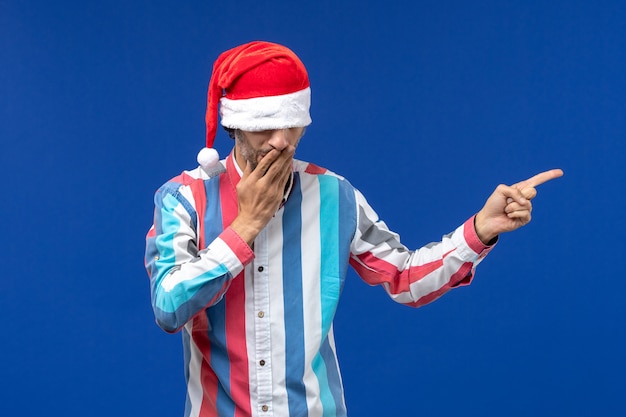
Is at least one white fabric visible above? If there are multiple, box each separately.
[220,87,312,131]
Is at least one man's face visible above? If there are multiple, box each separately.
[234,127,304,171]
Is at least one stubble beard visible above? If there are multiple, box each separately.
[234,128,302,172]
[235,131,270,172]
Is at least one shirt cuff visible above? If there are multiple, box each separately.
[220,226,256,266]
[463,215,497,259]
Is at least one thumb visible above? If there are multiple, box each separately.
[521,187,537,200]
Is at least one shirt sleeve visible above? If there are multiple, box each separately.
[145,181,254,333]
[349,189,495,308]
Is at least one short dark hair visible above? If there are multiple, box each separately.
[222,126,307,141]
[223,126,236,139]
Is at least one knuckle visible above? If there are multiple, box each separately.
[497,184,514,195]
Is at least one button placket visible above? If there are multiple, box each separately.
[253,229,273,414]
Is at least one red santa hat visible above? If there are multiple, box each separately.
[198,41,312,171]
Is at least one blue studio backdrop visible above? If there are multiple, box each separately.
[2,1,625,416]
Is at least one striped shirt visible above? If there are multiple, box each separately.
[145,154,494,417]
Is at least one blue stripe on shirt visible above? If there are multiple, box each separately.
[154,193,183,275]
[337,178,357,280]
[282,175,308,416]
[203,176,223,243]
[202,176,236,417]
[318,175,341,332]
[320,335,346,416]
[207,300,236,417]
[182,327,193,417]
[317,175,341,416]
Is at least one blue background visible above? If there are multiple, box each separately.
[2,1,625,415]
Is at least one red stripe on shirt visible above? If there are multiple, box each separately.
[305,163,327,175]
[350,251,445,294]
[187,187,218,417]
[171,171,197,186]
[190,314,219,417]
[403,262,474,307]
[220,164,252,417]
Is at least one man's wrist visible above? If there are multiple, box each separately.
[230,216,263,246]
[474,212,497,245]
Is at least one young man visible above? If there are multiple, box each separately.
[145,41,562,417]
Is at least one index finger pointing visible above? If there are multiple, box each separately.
[520,169,564,188]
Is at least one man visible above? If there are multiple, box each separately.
[145,41,562,417]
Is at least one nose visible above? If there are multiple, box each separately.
[268,129,289,151]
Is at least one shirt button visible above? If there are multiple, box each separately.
[257,266,264,272]
[258,311,265,318]
[259,359,266,366]
[262,405,269,412]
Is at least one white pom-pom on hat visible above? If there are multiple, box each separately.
[197,147,219,171]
